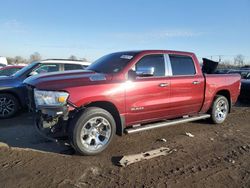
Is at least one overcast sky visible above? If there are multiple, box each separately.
[0,0,249,61]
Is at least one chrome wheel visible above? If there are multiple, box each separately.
[0,96,15,117]
[80,116,112,151]
[215,99,228,122]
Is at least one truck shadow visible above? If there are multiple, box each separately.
[0,113,74,155]
[194,101,250,125]
[235,101,250,107]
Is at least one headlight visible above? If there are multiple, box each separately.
[34,89,69,106]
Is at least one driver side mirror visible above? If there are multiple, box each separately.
[136,67,155,77]
[128,67,155,80]
[128,69,137,80]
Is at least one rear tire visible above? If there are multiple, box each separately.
[210,95,229,124]
[69,107,116,155]
[0,93,19,119]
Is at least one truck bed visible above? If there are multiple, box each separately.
[201,73,241,113]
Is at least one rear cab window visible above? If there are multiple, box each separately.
[169,55,196,76]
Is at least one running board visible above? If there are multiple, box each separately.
[125,114,211,134]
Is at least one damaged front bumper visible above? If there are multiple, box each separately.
[35,105,72,142]
[26,85,78,142]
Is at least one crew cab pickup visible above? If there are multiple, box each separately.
[24,50,241,155]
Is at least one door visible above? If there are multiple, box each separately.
[168,55,204,116]
[125,54,171,125]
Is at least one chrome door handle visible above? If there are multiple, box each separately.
[159,83,169,87]
[192,81,200,85]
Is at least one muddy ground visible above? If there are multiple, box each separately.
[0,104,250,188]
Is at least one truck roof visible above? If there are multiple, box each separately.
[115,50,195,56]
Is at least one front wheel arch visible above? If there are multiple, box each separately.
[68,107,116,155]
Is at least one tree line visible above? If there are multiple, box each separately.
[6,52,88,65]
[5,52,249,68]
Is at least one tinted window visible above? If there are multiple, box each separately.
[64,64,83,71]
[13,61,38,77]
[0,68,20,76]
[136,54,165,77]
[33,64,59,74]
[87,52,138,74]
[169,55,196,76]
[0,69,9,76]
[8,68,21,75]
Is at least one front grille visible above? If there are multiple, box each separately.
[26,85,35,112]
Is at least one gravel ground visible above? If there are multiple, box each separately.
[0,104,249,188]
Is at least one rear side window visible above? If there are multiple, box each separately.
[136,54,165,77]
[64,64,84,71]
[169,55,196,76]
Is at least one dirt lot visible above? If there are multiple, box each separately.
[0,104,250,188]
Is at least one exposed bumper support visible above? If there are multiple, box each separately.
[35,105,72,140]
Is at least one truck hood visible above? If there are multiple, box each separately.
[24,70,112,90]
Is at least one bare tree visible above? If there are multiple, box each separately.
[234,54,245,67]
[69,55,77,60]
[14,56,27,64]
[6,57,15,65]
[30,52,42,62]
[81,57,88,62]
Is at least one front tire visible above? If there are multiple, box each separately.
[69,107,116,155]
[210,95,229,124]
[0,93,19,119]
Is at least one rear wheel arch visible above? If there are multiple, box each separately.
[210,95,229,124]
[213,90,231,113]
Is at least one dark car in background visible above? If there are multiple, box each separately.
[239,71,250,101]
[226,69,250,102]
[0,59,91,118]
[0,65,25,76]
[228,69,250,79]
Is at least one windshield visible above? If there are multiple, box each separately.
[13,61,39,77]
[87,52,138,74]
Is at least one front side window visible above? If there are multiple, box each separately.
[169,55,196,76]
[32,64,59,74]
[135,54,165,77]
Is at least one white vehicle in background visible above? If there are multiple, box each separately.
[0,57,8,68]
[0,59,91,118]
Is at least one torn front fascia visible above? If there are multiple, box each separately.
[39,105,69,119]
[36,104,73,139]
[36,101,80,129]
[36,102,85,139]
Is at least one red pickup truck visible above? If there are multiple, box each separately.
[24,50,241,155]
